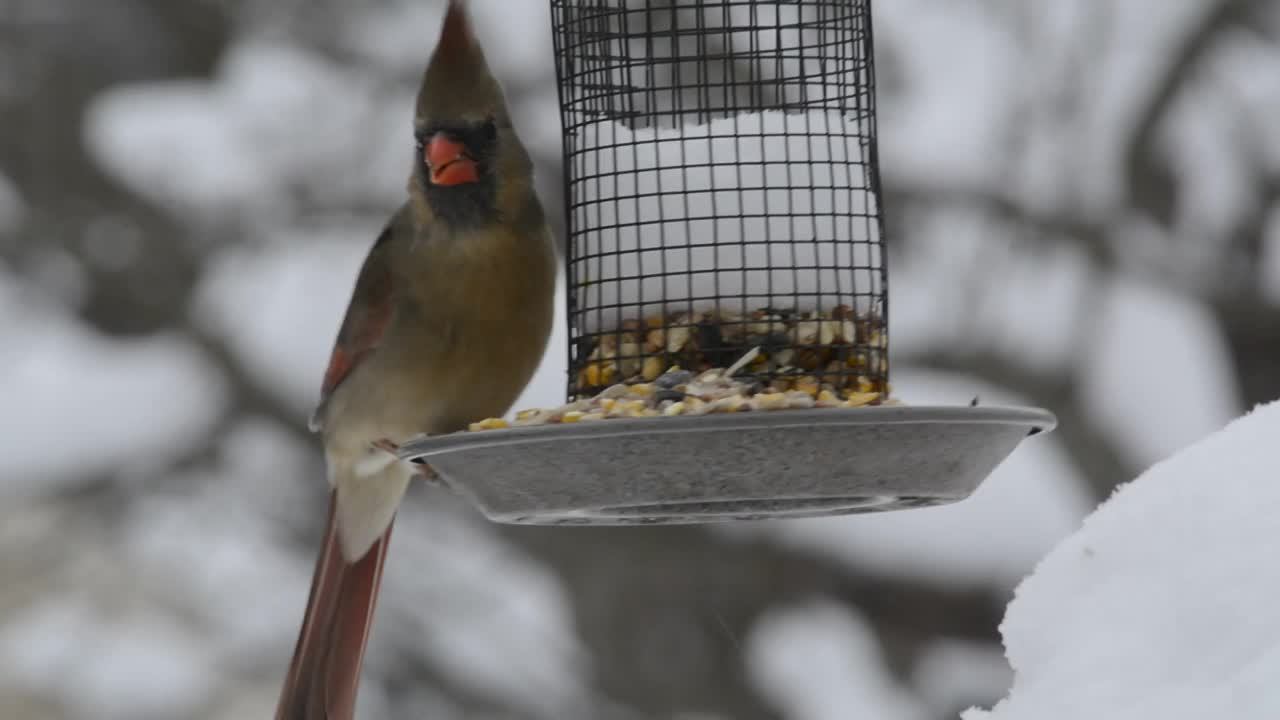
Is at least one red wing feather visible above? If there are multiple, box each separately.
[319,228,395,402]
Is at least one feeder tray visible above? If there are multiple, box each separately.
[398,405,1056,525]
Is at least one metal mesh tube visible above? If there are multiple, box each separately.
[550,0,889,401]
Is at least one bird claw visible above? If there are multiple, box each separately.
[372,439,442,484]
[412,461,442,484]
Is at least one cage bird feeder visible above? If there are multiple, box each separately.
[399,0,1056,524]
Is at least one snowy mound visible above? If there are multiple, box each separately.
[572,111,881,332]
[966,400,1280,720]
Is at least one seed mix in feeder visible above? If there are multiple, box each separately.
[467,305,896,432]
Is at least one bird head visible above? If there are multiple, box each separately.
[410,0,531,228]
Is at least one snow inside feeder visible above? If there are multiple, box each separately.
[397,0,1057,525]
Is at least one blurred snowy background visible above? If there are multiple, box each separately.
[2,0,1279,718]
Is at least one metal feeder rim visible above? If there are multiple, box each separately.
[398,404,1057,463]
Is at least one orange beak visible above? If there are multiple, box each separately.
[425,133,479,186]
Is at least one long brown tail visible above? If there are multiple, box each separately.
[276,490,394,720]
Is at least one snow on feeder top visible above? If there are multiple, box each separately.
[553,0,888,400]
[397,0,1057,526]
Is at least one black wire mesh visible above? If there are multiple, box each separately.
[550,0,888,401]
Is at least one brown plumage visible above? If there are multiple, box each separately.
[275,1,557,717]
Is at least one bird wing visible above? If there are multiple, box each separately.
[309,227,395,432]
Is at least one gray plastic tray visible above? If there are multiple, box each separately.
[397,405,1057,525]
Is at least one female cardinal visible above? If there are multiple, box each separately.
[274,1,558,717]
